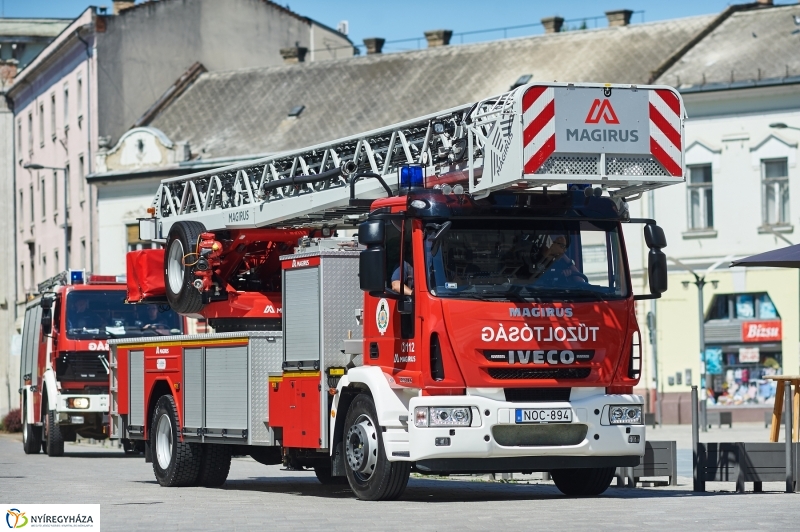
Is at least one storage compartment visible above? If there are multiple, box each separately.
[270,372,321,448]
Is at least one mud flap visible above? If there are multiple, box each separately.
[331,441,346,477]
[144,440,153,463]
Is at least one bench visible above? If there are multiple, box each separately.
[707,411,732,428]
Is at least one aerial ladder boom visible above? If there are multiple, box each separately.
[141,82,685,240]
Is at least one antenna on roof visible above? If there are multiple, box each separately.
[337,20,349,35]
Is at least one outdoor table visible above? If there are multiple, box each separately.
[764,376,800,442]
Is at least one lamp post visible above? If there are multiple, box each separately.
[769,122,800,132]
[668,256,720,432]
[23,162,69,271]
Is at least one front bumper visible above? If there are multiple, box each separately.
[386,391,645,466]
[56,394,109,424]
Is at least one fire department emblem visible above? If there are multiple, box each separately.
[376,298,389,336]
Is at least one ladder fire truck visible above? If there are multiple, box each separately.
[19,270,184,456]
[109,82,684,499]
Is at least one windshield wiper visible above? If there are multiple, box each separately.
[522,288,608,301]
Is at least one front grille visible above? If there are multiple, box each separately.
[504,387,571,402]
[488,368,591,380]
[56,351,108,380]
[492,424,588,447]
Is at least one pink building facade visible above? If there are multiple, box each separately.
[12,8,98,300]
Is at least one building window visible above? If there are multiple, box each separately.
[17,119,21,153]
[40,176,46,219]
[42,254,47,279]
[39,103,44,146]
[127,224,156,252]
[63,83,69,128]
[29,184,34,222]
[28,112,33,153]
[81,239,86,268]
[53,171,58,218]
[65,164,71,209]
[18,189,23,226]
[762,158,789,226]
[20,264,24,297]
[687,164,713,230]
[50,93,56,140]
[77,74,83,121]
[54,249,59,272]
[78,155,85,203]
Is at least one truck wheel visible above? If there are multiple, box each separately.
[165,221,207,314]
[44,410,64,457]
[151,395,202,487]
[314,467,348,485]
[197,444,232,487]
[551,467,615,496]
[22,402,41,455]
[343,394,410,500]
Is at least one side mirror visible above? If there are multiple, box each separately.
[648,249,668,295]
[41,308,53,336]
[40,296,53,310]
[359,247,386,293]
[358,220,384,246]
[644,224,667,249]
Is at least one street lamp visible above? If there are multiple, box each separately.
[667,256,729,432]
[23,162,69,271]
[769,122,800,132]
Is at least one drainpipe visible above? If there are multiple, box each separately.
[76,28,94,272]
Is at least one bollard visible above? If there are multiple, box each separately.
[691,385,704,492]
[785,382,794,493]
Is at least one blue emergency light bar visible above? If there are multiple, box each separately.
[70,270,85,284]
[400,165,424,189]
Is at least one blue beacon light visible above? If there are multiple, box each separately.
[400,165,424,188]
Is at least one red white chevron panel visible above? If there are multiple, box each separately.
[648,89,682,177]
[522,86,555,174]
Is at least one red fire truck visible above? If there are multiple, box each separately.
[19,270,184,456]
[110,82,684,499]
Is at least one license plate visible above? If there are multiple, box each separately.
[515,408,572,424]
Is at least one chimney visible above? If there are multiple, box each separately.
[424,29,453,48]
[113,0,136,15]
[363,38,385,55]
[605,9,633,27]
[280,46,308,64]
[541,16,564,34]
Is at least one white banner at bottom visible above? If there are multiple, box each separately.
[3,505,99,530]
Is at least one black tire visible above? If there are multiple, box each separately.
[197,444,232,487]
[44,410,64,457]
[343,394,410,500]
[22,402,41,455]
[551,467,616,496]
[314,467,348,485]
[151,395,202,487]
[164,221,207,314]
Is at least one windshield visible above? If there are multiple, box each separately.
[425,219,628,301]
[65,290,182,339]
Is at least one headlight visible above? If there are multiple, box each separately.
[67,397,90,409]
[414,407,471,427]
[609,405,642,425]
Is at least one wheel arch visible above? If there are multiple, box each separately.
[331,366,411,456]
[146,379,176,440]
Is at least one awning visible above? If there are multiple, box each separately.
[730,244,800,268]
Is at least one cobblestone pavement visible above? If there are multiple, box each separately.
[1,431,798,531]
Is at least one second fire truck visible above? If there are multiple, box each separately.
[110,82,684,499]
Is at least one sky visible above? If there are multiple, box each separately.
[1,0,793,52]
